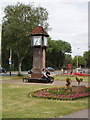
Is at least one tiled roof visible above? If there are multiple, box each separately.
[31,26,49,36]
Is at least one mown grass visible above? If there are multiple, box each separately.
[0,76,22,81]
[54,74,89,82]
[2,83,89,118]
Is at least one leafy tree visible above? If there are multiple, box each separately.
[83,50,90,68]
[72,56,86,68]
[2,3,49,74]
[64,54,73,65]
[46,39,72,69]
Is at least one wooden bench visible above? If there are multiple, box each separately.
[22,77,54,83]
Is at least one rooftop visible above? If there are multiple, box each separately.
[31,26,49,36]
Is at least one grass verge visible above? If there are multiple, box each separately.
[2,83,89,118]
[54,75,89,82]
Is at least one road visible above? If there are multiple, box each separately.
[59,108,90,119]
[0,70,61,76]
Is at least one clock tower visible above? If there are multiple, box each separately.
[30,26,49,79]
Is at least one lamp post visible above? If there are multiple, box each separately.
[9,49,12,76]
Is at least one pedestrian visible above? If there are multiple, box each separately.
[28,69,33,77]
[61,69,64,74]
[42,68,47,79]
[46,70,54,82]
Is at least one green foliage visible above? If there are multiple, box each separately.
[2,2,72,71]
[47,39,71,53]
[17,72,23,76]
[83,50,90,68]
[2,2,49,72]
[47,87,73,95]
[46,39,72,69]
[72,55,86,67]
[64,54,73,65]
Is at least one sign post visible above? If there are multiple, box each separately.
[9,49,12,76]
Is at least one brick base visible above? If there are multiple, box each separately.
[31,73,42,79]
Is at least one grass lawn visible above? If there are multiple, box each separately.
[0,76,22,80]
[54,74,89,82]
[2,82,89,118]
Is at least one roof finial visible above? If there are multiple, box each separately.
[38,23,41,26]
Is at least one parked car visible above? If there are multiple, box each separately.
[0,67,7,73]
[45,67,55,72]
[75,68,85,73]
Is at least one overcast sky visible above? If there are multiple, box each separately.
[0,0,89,57]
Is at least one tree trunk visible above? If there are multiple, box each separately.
[18,60,22,74]
[17,52,22,75]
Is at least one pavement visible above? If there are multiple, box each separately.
[1,78,90,87]
[59,109,90,119]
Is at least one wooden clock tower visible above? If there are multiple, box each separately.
[30,26,49,79]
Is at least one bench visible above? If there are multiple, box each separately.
[22,77,54,83]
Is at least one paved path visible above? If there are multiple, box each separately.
[1,79,90,87]
[59,109,90,118]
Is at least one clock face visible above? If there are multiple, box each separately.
[44,37,48,46]
[33,36,42,46]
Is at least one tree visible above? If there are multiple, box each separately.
[64,54,73,65]
[83,50,90,68]
[46,39,72,69]
[2,3,49,74]
[72,56,86,68]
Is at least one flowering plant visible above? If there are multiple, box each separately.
[31,87,90,101]
[66,77,71,88]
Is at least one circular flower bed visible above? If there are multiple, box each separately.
[31,87,90,100]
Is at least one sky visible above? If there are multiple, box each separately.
[0,0,89,57]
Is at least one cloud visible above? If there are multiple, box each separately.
[1,0,88,57]
[70,32,88,55]
[49,3,87,32]
[45,2,88,57]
